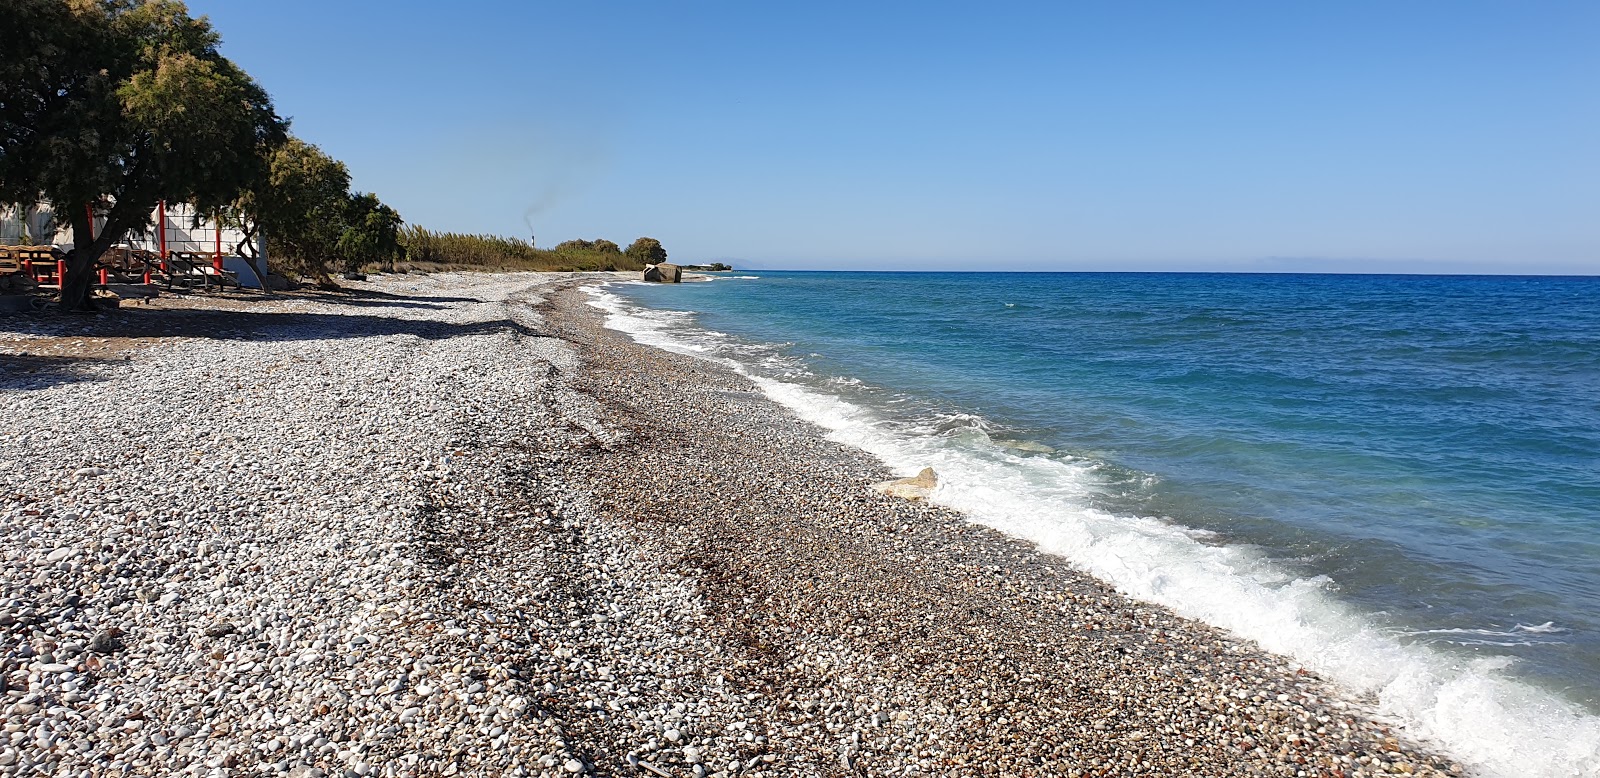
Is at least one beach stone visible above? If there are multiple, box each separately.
[87,630,121,654]
[872,467,938,500]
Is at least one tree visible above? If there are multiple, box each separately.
[0,0,287,310]
[242,137,351,284]
[211,205,269,293]
[338,192,404,273]
[554,239,596,253]
[625,237,667,265]
[554,238,622,254]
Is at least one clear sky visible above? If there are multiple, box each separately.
[191,1,1598,273]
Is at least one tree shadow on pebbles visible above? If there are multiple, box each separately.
[294,288,485,310]
[1,310,545,389]
[0,354,113,390]
[9,309,542,344]
[159,310,545,343]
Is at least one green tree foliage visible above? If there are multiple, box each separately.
[0,0,286,309]
[553,238,622,254]
[244,137,351,283]
[400,227,646,272]
[624,237,668,265]
[338,192,404,273]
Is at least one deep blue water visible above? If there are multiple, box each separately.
[595,271,1600,775]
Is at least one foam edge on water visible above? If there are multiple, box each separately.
[585,286,1600,778]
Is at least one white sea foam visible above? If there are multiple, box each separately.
[1400,623,1572,648]
[585,286,1600,778]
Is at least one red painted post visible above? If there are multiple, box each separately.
[158,200,168,272]
[214,218,223,272]
[99,267,108,285]
[56,260,65,286]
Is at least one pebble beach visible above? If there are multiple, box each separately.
[0,273,1463,777]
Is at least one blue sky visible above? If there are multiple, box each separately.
[192,1,1598,273]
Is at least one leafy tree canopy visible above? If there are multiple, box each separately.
[624,237,667,265]
[554,238,622,254]
[338,192,404,273]
[246,137,350,282]
[0,0,286,308]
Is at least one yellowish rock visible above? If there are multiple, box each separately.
[873,467,938,500]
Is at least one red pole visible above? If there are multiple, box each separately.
[56,259,65,286]
[214,216,223,272]
[157,200,168,271]
[82,206,102,290]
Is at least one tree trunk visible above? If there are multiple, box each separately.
[59,203,135,312]
[59,207,102,311]
[242,256,270,294]
[231,219,272,295]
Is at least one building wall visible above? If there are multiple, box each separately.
[0,202,252,257]
[0,204,67,246]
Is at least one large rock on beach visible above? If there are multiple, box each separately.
[642,263,682,283]
[873,467,938,500]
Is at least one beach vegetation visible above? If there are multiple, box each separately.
[625,237,668,265]
[397,228,650,273]
[338,192,405,274]
[553,238,623,255]
[0,0,287,309]
[241,137,352,285]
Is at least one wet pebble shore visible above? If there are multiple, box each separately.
[0,273,1461,777]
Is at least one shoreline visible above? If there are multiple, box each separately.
[588,273,1600,778]
[0,273,1461,777]
[547,279,1464,777]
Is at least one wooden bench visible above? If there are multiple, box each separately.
[0,246,65,285]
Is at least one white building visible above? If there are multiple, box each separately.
[2,201,268,286]
[0,201,254,257]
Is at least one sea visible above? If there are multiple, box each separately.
[587,271,1600,777]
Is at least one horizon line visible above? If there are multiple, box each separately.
[724,268,1600,278]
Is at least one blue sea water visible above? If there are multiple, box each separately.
[590,271,1600,777]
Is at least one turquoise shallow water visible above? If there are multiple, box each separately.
[596,271,1600,775]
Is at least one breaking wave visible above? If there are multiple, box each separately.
[585,286,1600,778]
